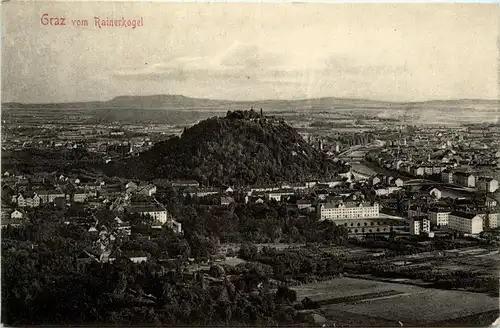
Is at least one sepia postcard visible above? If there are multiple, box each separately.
[1,2,500,327]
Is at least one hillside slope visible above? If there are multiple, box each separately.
[110,110,348,186]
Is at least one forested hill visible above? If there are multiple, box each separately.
[110,110,348,186]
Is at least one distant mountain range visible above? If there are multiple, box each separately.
[2,94,499,111]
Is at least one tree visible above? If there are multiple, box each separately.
[210,264,226,278]
[275,286,297,304]
[238,243,258,261]
[301,297,318,309]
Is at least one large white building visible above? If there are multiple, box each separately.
[317,201,379,221]
[128,205,169,224]
[428,209,451,226]
[448,212,483,234]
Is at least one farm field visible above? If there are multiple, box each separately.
[220,243,307,253]
[342,246,499,294]
[292,277,499,326]
[389,247,499,279]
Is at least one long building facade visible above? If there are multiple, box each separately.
[317,201,380,221]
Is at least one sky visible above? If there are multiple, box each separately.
[1,2,499,103]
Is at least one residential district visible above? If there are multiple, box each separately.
[3,123,500,257]
[2,112,499,326]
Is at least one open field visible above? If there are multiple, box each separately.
[220,243,306,253]
[320,245,388,259]
[292,277,499,326]
[341,246,499,293]
[390,246,499,278]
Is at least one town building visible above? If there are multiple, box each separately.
[297,199,313,211]
[188,188,219,198]
[418,186,442,199]
[453,172,476,187]
[318,179,344,188]
[375,186,401,196]
[10,209,24,219]
[317,201,379,221]
[73,192,88,203]
[408,206,428,219]
[429,187,442,199]
[1,205,12,220]
[486,197,498,208]
[448,212,483,234]
[137,183,157,197]
[16,194,26,207]
[428,209,451,226]
[338,218,407,235]
[410,217,430,235]
[12,193,41,208]
[482,212,499,229]
[413,166,425,176]
[371,176,382,186]
[125,181,138,192]
[394,178,404,187]
[2,218,23,228]
[477,177,498,193]
[171,180,199,188]
[128,205,169,224]
[32,194,41,207]
[38,190,66,203]
[220,196,234,206]
[266,189,294,202]
[165,219,183,234]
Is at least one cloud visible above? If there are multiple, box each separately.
[111,41,408,89]
[111,42,297,85]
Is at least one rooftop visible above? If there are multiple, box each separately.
[449,211,480,219]
[128,205,166,213]
[322,201,376,209]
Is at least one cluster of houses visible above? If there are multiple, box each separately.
[440,171,498,192]
[369,175,404,196]
[174,176,352,208]
[2,166,498,241]
[407,196,499,236]
[367,137,500,188]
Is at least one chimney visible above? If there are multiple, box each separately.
[260,108,263,118]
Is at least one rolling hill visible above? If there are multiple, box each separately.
[3,95,498,111]
[105,110,349,186]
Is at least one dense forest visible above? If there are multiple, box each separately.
[3,190,497,325]
[2,236,303,326]
[1,189,350,326]
[106,110,348,186]
[1,202,347,326]
[156,186,348,245]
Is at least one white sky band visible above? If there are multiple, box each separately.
[2,3,498,103]
[94,17,144,29]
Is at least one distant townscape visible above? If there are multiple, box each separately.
[2,99,499,326]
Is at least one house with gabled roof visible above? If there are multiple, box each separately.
[10,209,24,219]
